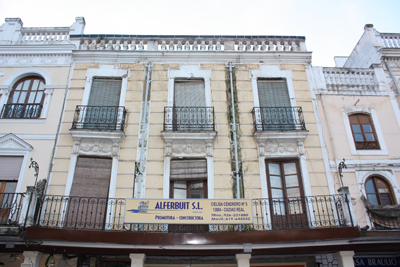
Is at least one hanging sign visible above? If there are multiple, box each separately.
[124,199,253,224]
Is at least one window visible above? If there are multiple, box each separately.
[366,176,395,206]
[349,113,380,150]
[256,79,300,131]
[2,76,45,119]
[169,79,213,131]
[266,159,307,229]
[169,158,208,232]
[79,78,123,130]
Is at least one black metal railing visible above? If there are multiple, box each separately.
[71,105,127,131]
[163,106,215,131]
[1,104,42,119]
[0,193,25,226]
[32,194,352,232]
[252,107,306,131]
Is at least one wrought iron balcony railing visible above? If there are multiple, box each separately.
[163,106,215,132]
[1,104,42,119]
[0,192,26,226]
[31,194,353,232]
[71,105,127,131]
[366,211,400,230]
[252,107,306,132]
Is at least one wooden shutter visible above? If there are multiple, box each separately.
[257,79,290,107]
[70,157,112,197]
[0,156,23,181]
[170,159,207,181]
[174,80,205,107]
[88,78,122,106]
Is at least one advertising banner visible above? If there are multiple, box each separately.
[125,199,253,224]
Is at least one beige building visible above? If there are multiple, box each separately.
[2,19,400,267]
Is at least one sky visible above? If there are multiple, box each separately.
[0,0,399,66]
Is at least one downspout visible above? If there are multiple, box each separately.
[385,61,400,97]
[137,62,152,199]
[229,62,241,199]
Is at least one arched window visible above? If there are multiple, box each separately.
[2,76,45,118]
[365,176,395,205]
[349,113,380,150]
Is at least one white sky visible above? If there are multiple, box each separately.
[1,0,399,66]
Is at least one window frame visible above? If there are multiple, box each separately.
[365,176,396,206]
[349,113,380,150]
[1,75,46,120]
[342,108,388,155]
[0,68,53,120]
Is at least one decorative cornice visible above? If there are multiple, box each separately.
[253,131,308,157]
[161,132,217,157]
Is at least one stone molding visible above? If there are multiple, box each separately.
[69,129,125,158]
[161,132,217,157]
[0,133,33,151]
[253,131,308,157]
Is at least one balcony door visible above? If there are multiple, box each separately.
[84,78,122,130]
[66,157,112,230]
[266,159,308,230]
[257,79,294,130]
[173,79,208,131]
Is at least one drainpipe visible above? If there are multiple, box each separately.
[229,62,241,199]
[137,62,152,199]
[385,61,400,97]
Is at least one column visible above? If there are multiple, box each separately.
[334,251,355,267]
[130,253,146,267]
[22,251,43,267]
[338,187,357,227]
[236,254,251,267]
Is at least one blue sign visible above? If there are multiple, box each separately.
[354,257,399,267]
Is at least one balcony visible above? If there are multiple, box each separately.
[1,103,42,119]
[163,106,215,132]
[71,105,127,131]
[31,194,353,232]
[0,192,26,235]
[252,107,306,132]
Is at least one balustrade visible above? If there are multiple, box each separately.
[1,104,42,119]
[74,36,306,52]
[381,34,400,48]
[163,106,215,132]
[252,107,306,132]
[30,194,352,232]
[322,68,377,91]
[21,28,70,42]
[71,105,127,131]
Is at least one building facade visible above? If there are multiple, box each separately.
[0,19,399,267]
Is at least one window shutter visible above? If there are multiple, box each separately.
[0,156,24,181]
[170,159,207,181]
[88,78,122,106]
[70,157,112,197]
[257,80,290,107]
[174,80,206,107]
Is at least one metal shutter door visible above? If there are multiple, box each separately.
[88,78,122,106]
[0,156,23,181]
[257,80,290,107]
[174,80,205,107]
[170,159,207,181]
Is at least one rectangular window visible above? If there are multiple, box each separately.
[349,114,380,150]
